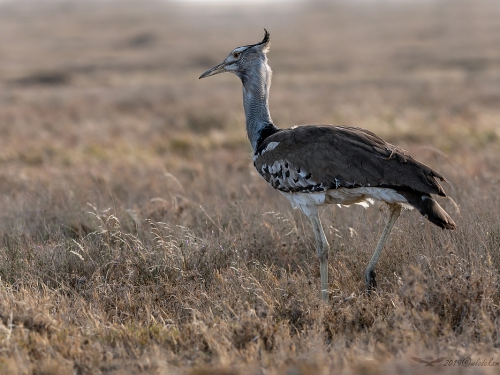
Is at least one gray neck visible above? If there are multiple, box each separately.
[240,60,275,151]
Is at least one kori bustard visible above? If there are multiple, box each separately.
[199,30,456,301]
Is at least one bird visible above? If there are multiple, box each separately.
[199,30,456,302]
[411,357,447,366]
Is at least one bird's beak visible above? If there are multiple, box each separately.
[199,62,227,79]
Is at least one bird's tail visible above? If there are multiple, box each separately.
[398,191,456,230]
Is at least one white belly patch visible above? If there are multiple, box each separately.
[280,187,412,217]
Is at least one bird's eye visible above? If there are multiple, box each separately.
[233,52,240,59]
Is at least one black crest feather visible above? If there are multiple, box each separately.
[261,28,270,45]
[248,29,270,48]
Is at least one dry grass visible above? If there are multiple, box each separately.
[0,0,500,373]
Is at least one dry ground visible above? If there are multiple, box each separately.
[1,0,500,373]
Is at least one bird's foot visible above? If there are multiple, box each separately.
[364,269,377,296]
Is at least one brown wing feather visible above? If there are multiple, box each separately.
[253,125,447,196]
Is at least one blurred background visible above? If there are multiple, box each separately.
[1,1,500,372]
[1,0,500,254]
[0,0,500,249]
[1,0,499,167]
[1,0,499,151]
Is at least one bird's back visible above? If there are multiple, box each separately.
[253,124,447,197]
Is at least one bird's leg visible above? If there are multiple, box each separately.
[364,203,402,295]
[308,214,330,302]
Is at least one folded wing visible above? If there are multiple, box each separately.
[253,125,447,197]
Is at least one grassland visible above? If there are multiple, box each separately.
[0,0,500,373]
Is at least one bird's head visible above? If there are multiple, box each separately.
[199,29,271,80]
